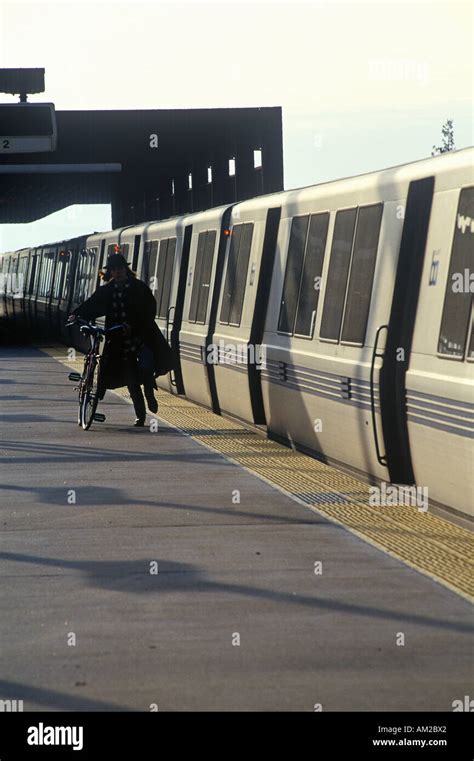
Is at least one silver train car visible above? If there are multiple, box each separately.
[1,148,472,521]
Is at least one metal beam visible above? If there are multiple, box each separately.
[0,163,122,174]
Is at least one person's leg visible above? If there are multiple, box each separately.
[139,346,158,413]
[125,358,146,424]
[144,381,158,413]
[127,380,146,423]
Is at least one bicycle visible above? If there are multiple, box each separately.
[66,318,126,430]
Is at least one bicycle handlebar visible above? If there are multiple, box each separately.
[65,317,127,336]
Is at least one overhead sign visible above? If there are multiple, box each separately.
[0,103,57,153]
[0,68,45,96]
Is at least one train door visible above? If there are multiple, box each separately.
[379,176,435,485]
[406,183,474,517]
[16,252,30,334]
[5,254,17,321]
[45,247,59,333]
[25,251,39,333]
[131,235,140,272]
[247,207,281,424]
[97,239,106,285]
[52,248,71,337]
[169,225,192,395]
[179,206,233,413]
[0,255,5,322]
[212,205,281,425]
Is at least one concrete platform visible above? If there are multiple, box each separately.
[0,346,472,711]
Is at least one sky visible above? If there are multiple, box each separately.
[0,0,472,250]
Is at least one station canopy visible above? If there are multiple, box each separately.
[0,71,284,228]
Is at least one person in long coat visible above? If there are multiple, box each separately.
[71,253,173,426]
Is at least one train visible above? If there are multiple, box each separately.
[1,147,473,521]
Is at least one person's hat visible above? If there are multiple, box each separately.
[106,253,129,269]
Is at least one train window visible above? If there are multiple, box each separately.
[75,249,95,302]
[149,242,159,295]
[98,244,106,276]
[28,255,38,295]
[196,231,217,324]
[341,204,383,344]
[53,257,65,299]
[438,186,474,358]
[59,256,71,299]
[47,255,56,297]
[73,256,83,302]
[37,255,46,296]
[220,223,254,326]
[158,237,176,320]
[142,241,150,281]
[63,256,73,300]
[188,232,206,323]
[39,252,55,298]
[229,223,253,326]
[188,230,217,324]
[7,257,18,294]
[320,208,357,341]
[142,241,150,280]
[18,256,29,297]
[132,236,140,272]
[2,257,12,294]
[468,317,474,360]
[278,216,309,333]
[85,248,97,298]
[74,252,89,303]
[144,241,159,293]
[294,212,330,337]
[5,256,14,278]
[0,257,6,293]
[3,259,9,293]
[155,240,169,317]
[220,225,243,324]
[152,237,176,319]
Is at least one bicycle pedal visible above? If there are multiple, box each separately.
[93,413,106,422]
[68,372,81,382]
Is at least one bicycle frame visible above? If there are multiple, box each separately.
[67,319,125,429]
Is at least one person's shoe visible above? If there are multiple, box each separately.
[134,417,145,427]
[145,391,158,413]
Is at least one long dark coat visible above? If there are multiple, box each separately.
[73,276,174,390]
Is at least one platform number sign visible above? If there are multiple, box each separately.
[0,103,57,153]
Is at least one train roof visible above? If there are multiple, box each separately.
[2,147,473,256]
[230,146,474,216]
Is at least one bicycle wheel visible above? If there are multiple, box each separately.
[77,356,89,427]
[80,355,100,430]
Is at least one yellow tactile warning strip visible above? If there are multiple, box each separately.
[40,344,474,602]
